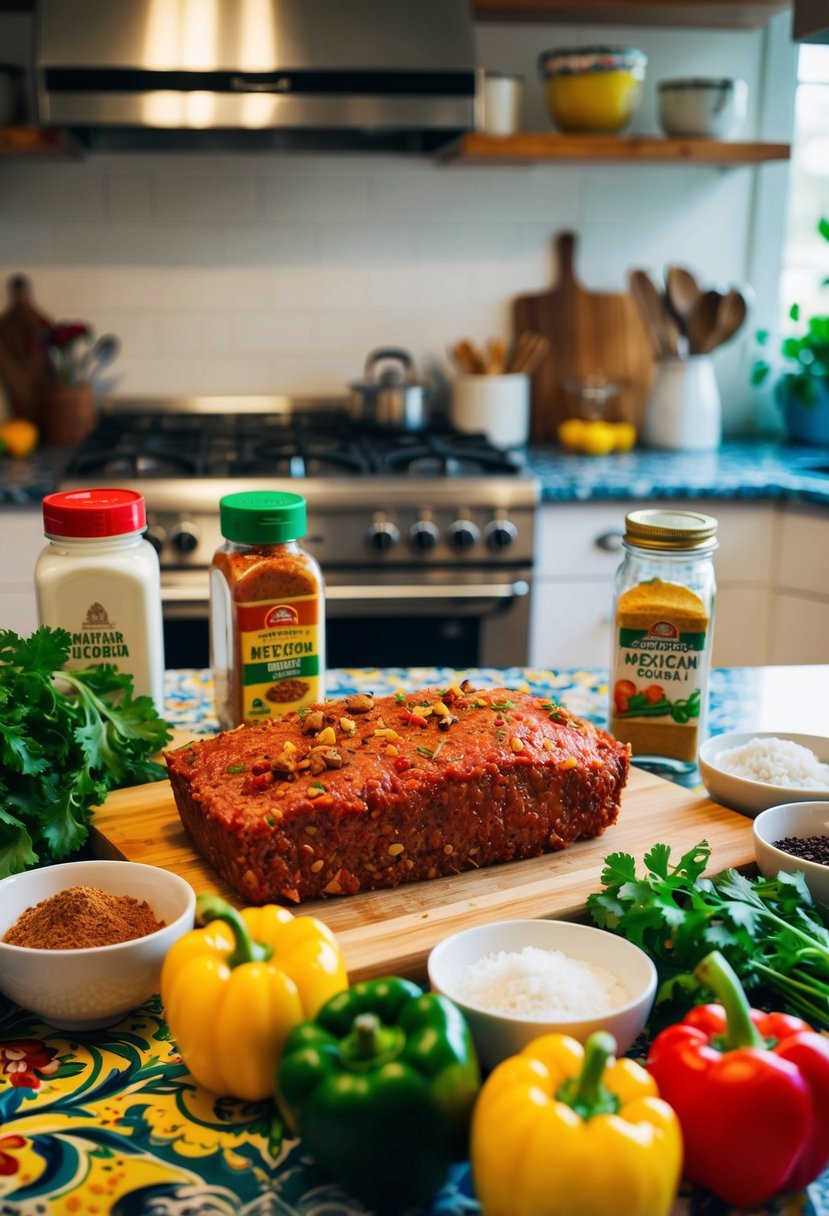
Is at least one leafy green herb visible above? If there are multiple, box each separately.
[226,764,246,774]
[0,626,171,876]
[395,691,406,704]
[587,840,829,1031]
[311,781,326,791]
[432,739,445,760]
[491,700,515,711]
[415,745,434,758]
[264,814,276,827]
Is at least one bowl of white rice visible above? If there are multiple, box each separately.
[753,801,829,909]
[698,731,829,818]
[427,919,656,1071]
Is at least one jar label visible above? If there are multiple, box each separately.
[609,618,710,764]
[236,594,323,718]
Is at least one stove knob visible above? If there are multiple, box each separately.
[447,519,480,551]
[144,525,167,556]
[484,518,518,551]
[169,523,200,555]
[367,521,400,552]
[409,520,440,551]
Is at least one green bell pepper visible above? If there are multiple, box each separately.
[277,975,481,1213]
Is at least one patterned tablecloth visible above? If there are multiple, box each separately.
[2,666,828,1216]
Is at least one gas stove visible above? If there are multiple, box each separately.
[59,396,539,669]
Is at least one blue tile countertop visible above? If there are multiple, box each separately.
[525,441,829,506]
[2,439,829,507]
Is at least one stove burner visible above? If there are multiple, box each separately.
[63,410,524,482]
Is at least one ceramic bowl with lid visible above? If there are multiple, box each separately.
[539,46,647,134]
[0,860,196,1031]
[658,77,748,139]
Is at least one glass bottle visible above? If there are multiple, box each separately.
[210,490,325,731]
[35,488,166,716]
[609,508,718,772]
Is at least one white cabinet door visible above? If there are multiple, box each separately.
[769,505,829,663]
[0,509,43,635]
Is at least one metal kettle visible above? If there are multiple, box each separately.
[347,347,429,431]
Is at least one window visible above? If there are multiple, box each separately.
[778,45,829,327]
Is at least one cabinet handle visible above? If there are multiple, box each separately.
[595,530,624,552]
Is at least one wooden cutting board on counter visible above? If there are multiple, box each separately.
[513,231,655,442]
[90,739,755,983]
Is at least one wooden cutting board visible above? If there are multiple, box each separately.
[90,748,755,983]
[513,231,655,442]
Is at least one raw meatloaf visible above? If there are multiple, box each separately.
[165,682,630,904]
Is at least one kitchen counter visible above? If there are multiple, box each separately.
[2,664,829,1216]
[3,439,829,507]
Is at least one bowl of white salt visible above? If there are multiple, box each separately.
[427,919,656,1071]
[698,731,829,818]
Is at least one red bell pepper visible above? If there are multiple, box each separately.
[647,950,829,1208]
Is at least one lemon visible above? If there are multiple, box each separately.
[580,421,618,456]
[612,422,637,452]
[557,418,587,451]
[0,417,39,458]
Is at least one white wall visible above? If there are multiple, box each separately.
[0,16,798,434]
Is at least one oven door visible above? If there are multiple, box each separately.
[160,567,532,669]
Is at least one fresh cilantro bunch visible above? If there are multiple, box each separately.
[588,840,829,1031]
[0,626,171,876]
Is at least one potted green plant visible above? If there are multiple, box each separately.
[751,216,829,446]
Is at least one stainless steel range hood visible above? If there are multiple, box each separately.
[36,0,478,153]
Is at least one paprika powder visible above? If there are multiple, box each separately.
[210,491,325,729]
[2,885,165,949]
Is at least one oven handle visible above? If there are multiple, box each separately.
[326,581,530,601]
[160,581,530,604]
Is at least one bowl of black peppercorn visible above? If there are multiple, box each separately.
[753,801,829,910]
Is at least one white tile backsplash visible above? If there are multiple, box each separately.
[0,19,797,433]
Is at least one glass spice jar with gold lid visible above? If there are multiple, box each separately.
[609,508,718,771]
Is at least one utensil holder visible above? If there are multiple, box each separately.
[451,374,530,448]
[641,356,721,451]
[39,383,97,447]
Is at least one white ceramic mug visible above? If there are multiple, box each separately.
[641,356,721,451]
[451,374,530,448]
[478,72,523,136]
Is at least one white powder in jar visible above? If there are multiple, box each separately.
[716,736,829,789]
[454,945,629,1018]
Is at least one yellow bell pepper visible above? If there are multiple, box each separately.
[471,1031,682,1216]
[161,893,348,1101]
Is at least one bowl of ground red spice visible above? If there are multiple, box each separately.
[753,801,829,911]
[0,860,195,1030]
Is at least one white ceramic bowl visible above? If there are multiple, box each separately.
[698,731,829,818]
[658,77,748,139]
[427,919,656,1071]
[0,861,196,1031]
[753,801,829,910]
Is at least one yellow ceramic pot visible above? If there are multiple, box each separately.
[540,46,647,135]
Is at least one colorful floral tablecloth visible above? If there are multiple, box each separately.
[2,666,828,1216]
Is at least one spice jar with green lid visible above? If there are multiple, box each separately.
[210,490,325,730]
[609,508,718,770]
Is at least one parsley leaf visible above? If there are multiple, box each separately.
[587,839,829,1031]
[0,626,171,876]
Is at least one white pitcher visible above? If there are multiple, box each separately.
[641,355,722,451]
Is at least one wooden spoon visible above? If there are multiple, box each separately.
[687,289,723,355]
[698,289,748,353]
[666,266,702,337]
[629,269,677,359]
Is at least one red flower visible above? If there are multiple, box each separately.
[0,1038,60,1090]
[0,1135,26,1177]
[44,322,90,349]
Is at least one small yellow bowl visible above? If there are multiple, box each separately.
[540,46,647,135]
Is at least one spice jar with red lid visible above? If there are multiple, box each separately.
[35,488,166,716]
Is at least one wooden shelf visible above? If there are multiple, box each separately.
[472,0,792,28]
[440,132,791,166]
[0,126,83,158]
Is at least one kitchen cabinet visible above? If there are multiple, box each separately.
[769,504,829,663]
[0,507,42,634]
[529,500,778,669]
